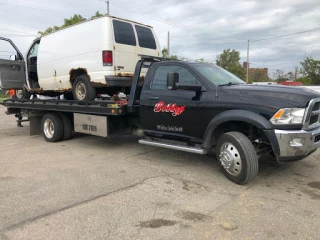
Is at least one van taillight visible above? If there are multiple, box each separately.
[102,51,113,66]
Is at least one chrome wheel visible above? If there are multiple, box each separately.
[75,82,86,100]
[15,90,24,99]
[219,142,242,176]
[43,119,54,139]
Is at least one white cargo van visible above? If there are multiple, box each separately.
[0,16,160,101]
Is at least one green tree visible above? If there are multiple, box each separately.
[216,49,244,79]
[170,55,178,60]
[251,69,267,82]
[161,48,178,59]
[91,11,104,20]
[161,48,169,58]
[297,76,312,85]
[38,12,105,36]
[196,57,204,62]
[274,69,286,83]
[300,56,320,85]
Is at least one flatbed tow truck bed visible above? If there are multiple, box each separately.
[1,98,130,116]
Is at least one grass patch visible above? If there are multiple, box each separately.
[0,97,9,103]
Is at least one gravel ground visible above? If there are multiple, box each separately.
[0,106,319,240]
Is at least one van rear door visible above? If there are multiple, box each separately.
[112,20,139,76]
[0,37,26,90]
[134,25,159,57]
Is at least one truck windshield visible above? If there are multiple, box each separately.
[193,64,245,86]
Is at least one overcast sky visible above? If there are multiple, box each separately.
[1,0,320,76]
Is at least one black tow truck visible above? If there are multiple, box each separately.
[2,56,320,184]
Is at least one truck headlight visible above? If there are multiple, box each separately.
[270,108,305,125]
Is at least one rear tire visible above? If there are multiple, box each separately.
[216,131,259,184]
[58,113,73,140]
[41,114,64,142]
[72,75,96,101]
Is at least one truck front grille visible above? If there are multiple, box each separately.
[303,98,320,130]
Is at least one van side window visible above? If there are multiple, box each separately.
[113,20,136,46]
[135,25,156,49]
[152,66,197,90]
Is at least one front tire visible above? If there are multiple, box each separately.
[41,114,64,142]
[216,132,259,184]
[72,75,96,101]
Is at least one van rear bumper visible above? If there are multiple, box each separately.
[104,76,133,87]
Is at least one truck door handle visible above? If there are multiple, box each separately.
[148,97,159,100]
[10,65,16,70]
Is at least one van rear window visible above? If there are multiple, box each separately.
[135,25,157,49]
[113,20,136,46]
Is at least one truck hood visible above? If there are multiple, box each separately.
[222,84,320,108]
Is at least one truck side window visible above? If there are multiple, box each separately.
[0,40,18,61]
[135,25,156,49]
[113,20,136,46]
[152,66,197,90]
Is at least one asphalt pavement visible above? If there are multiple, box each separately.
[0,106,319,240]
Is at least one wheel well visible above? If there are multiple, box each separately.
[210,121,271,152]
[69,68,89,86]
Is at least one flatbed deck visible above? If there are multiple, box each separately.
[1,99,130,116]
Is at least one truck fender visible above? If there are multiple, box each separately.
[202,110,275,149]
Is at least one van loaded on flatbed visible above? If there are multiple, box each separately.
[2,56,320,184]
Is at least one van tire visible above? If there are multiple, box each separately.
[72,75,96,101]
[15,89,31,100]
[41,113,64,142]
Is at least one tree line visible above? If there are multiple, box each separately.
[38,12,104,36]
[170,48,319,85]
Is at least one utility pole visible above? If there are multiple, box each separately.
[246,39,250,83]
[294,66,298,81]
[106,0,110,15]
[167,31,170,58]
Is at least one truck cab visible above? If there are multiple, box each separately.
[138,60,320,184]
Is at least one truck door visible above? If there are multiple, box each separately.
[140,64,208,140]
[0,37,25,90]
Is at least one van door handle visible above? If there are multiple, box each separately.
[10,65,16,70]
[148,97,159,100]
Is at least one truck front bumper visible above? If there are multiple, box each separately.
[275,128,320,163]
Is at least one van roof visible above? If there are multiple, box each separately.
[40,15,153,38]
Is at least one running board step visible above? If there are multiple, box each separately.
[139,139,207,155]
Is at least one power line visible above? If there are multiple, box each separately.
[170,39,247,45]
[1,35,37,38]
[0,1,76,15]
[166,27,320,48]
[109,0,248,40]
[251,27,320,42]
[0,28,35,35]
[0,50,16,53]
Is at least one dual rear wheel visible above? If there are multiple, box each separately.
[41,113,73,142]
